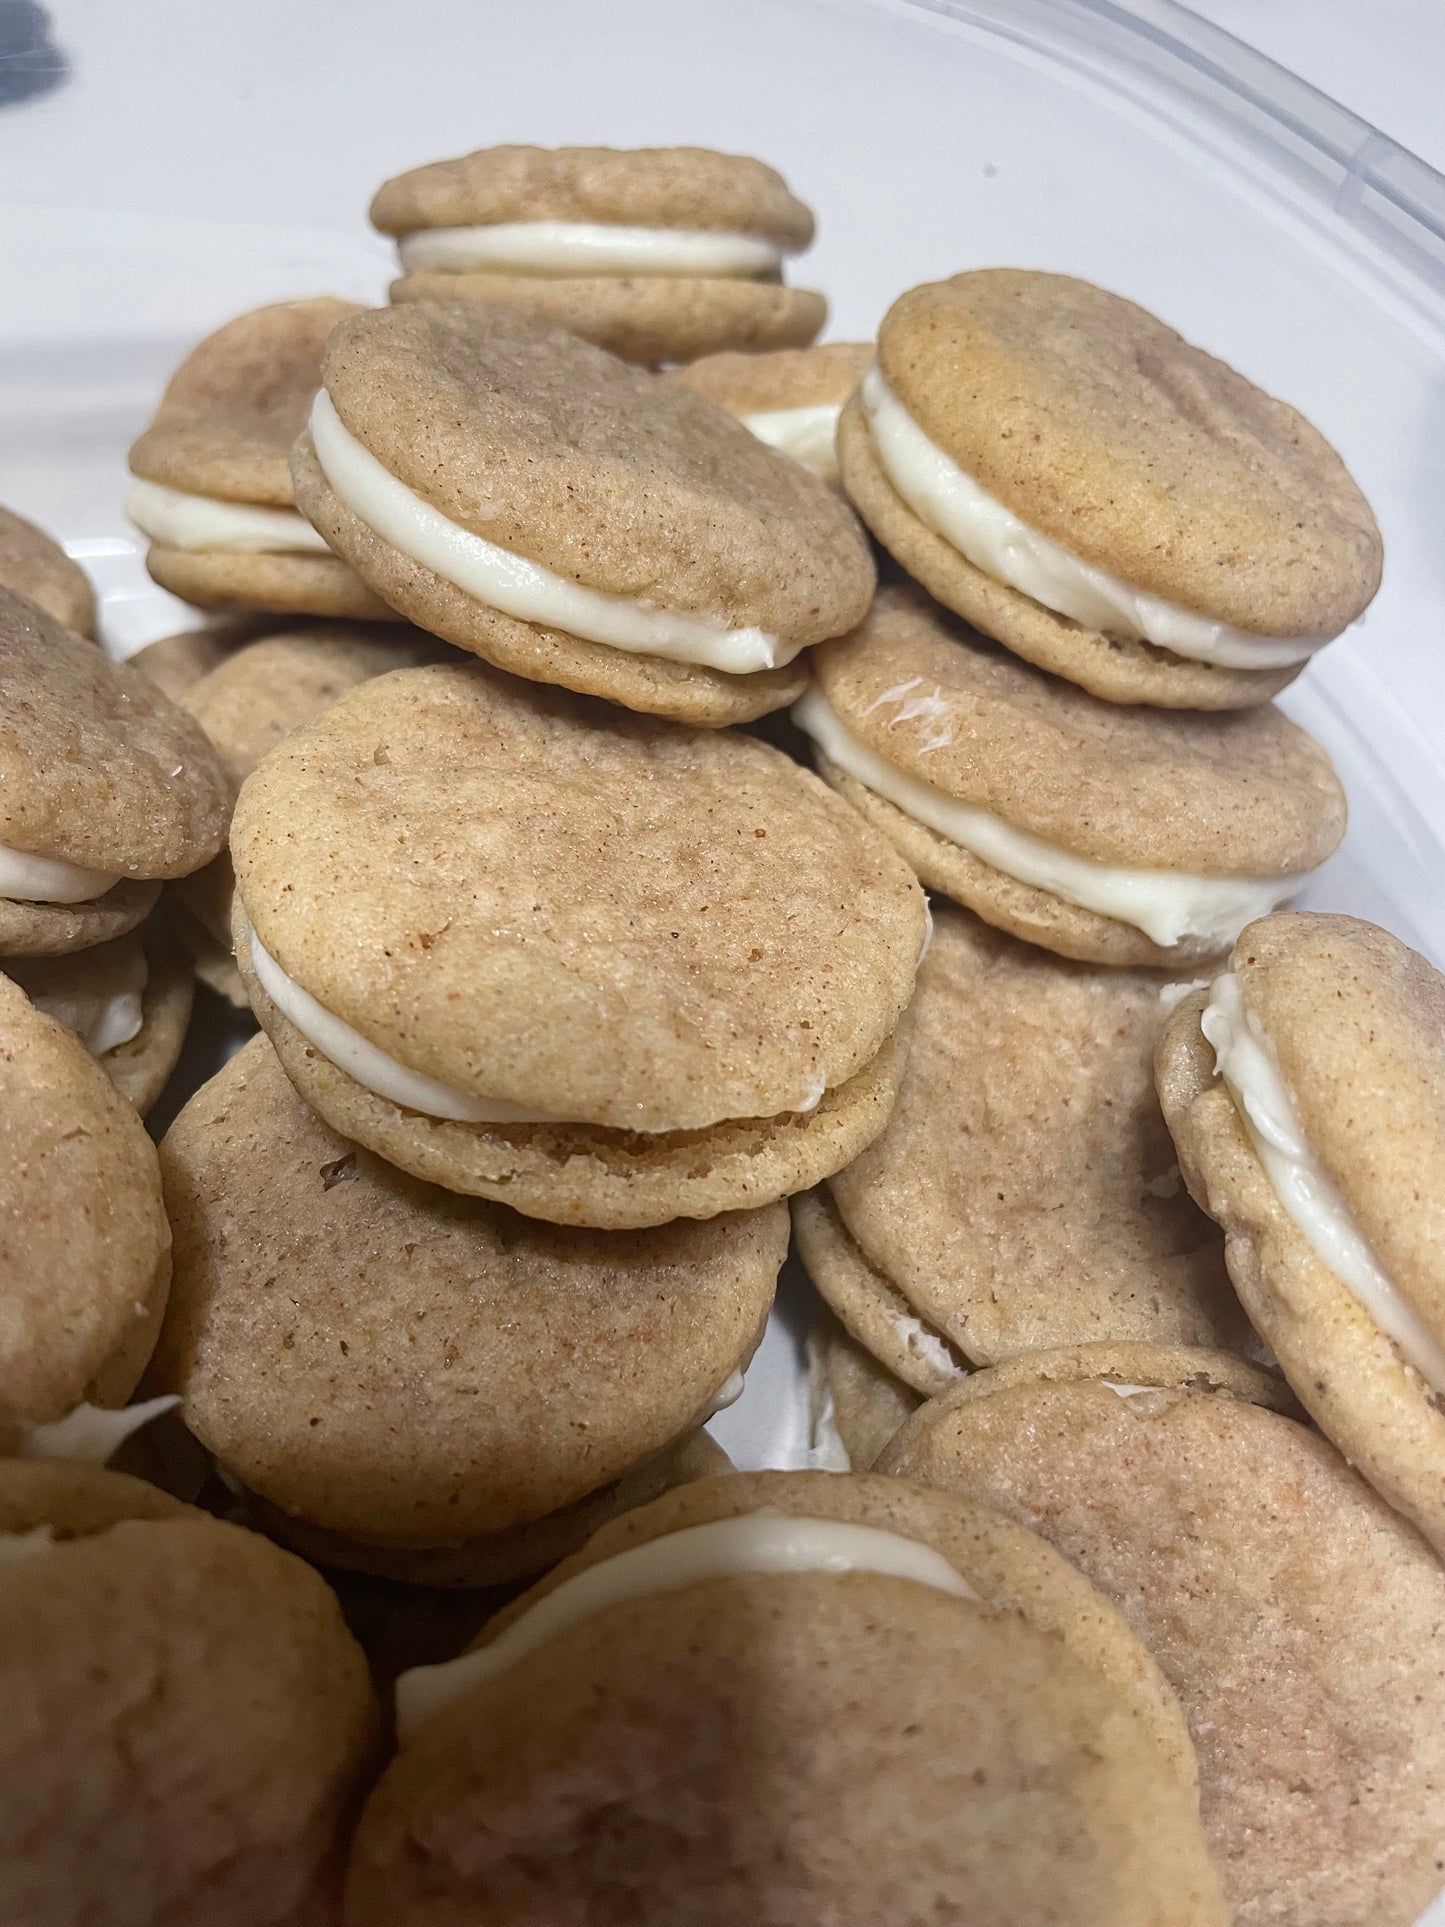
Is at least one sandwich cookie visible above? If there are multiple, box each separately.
[350,1470,1224,1926]
[806,1312,922,1471]
[796,586,1346,967]
[129,619,261,702]
[372,144,826,365]
[4,915,192,1115]
[154,1036,780,1587]
[880,1343,1445,1927]
[231,661,926,1227]
[839,270,1381,708]
[797,905,1253,1385]
[0,589,230,955]
[0,1458,377,1927]
[0,973,170,1428]
[0,503,96,637]
[1158,911,1445,1557]
[291,304,874,726]
[127,297,392,620]
[667,340,872,483]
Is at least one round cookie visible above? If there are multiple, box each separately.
[880,1344,1445,1927]
[3,913,193,1115]
[840,271,1381,707]
[290,303,873,726]
[351,1470,1224,1926]
[0,504,96,637]
[667,341,872,482]
[128,619,261,702]
[800,904,1254,1377]
[796,585,1346,967]
[231,660,925,1226]
[127,297,392,620]
[155,1035,782,1584]
[0,975,171,1425]
[372,144,825,365]
[806,1312,922,1471]
[0,1459,376,1927]
[1157,911,1445,1558]
[0,588,230,955]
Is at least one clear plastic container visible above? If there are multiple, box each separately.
[3,9,1443,1912]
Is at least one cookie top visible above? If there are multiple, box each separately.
[0,505,95,638]
[880,1346,1445,1927]
[826,908,1249,1362]
[1228,913,1445,1328]
[155,1036,785,1543]
[1,590,230,877]
[129,297,365,505]
[878,271,1381,635]
[668,341,872,413]
[231,661,925,1132]
[0,975,171,1422]
[316,303,873,648]
[370,144,815,248]
[182,622,445,788]
[0,1458,190,1537]
[812,586,1346,874]
[129,621,257,702]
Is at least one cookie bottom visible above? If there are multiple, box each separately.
[0,877,161,958]
[837,398,1296,711]
[146,543,394,621]
[389,271,826,366]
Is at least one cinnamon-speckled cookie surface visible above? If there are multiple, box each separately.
[0,505,95,638]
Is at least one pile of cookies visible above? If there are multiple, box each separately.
[3,140,1444,1927]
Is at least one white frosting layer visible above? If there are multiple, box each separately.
[248,929,564,1126]
[1101,1381,1159,1399]
[0,1527,56,1566]
[890,1308,968,1381]
[310,391,795,674]
[10,945,148,1056]
[396,1512,977,1738]
[793,686,1297,949]
[702,1369,746,1420]
[397,221,786,279]
[806,1387,853,1472]
[860,368,1329,670]
[0,843,119,905]
[17,1395,179,1465]
[740,403,842,482]
[127,479,332,555]
[1203,971,1445,1395]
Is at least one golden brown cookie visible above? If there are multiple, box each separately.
[805,1311,922,1470]
[1158,911,1445,1559]
[841,271,1381,706]
[0,588,230,956]
[667,341,871,482]
[373,145,825,364]
[231,660,925,1225]
[797,586,1347,966]
[127,297,392,619]
[348,1470,1224,1926]
[881,1344,1445,1927]
[0,504,95,637]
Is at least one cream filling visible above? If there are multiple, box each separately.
[793,686,1297,949]
[0,843,119,906]
[0,1527,56,1566]
[310,391,795,674]
[739,403,843,482]
[395,1512,978,1739]
[701,1369,746,1420]
[396,221,786,279]
[889,1308,968,1381]
[248,923,826,1132]
[1101,1381,1159,1399]
[16,1395,179,1464]
[9,948,149,1056]
[1203,971,1445,1394]
[126,479,332,556]
[860,367,1329,670]
[806,1387,853,1472]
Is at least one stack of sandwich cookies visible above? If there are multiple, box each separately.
[1158,911,1445,1557]
[372,144,826,365]
[880,1343,1445,1927]
[795,586,1346,967]
[230,660,926,1227]
[127,298,392,620]
[839,270,1381,708]
[350,1471,1225,1925]
[0,588,229,956]
[0,503,96,638]
[154,1036,779,1587]
[0,1458,376,1927]
[290,303,874,726]
[667,341,872,483]
[795,903,1254,1403]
